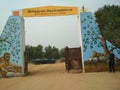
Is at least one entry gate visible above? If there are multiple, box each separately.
[65,47,82,72]
[0,6,83,77]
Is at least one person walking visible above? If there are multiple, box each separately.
[109,50,115,73]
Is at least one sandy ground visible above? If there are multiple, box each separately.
[0,63,120,90]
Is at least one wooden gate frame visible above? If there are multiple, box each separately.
[65,46,83,72]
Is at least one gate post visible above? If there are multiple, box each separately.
[65,46,70,72]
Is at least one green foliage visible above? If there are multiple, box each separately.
[95,5,120,48]
[25,44,44,60]
[25,44,65,62]
[59,48,65,58]
[44,45,59,59]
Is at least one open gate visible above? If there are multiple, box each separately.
[65,46,83,72]
[0,6,82,77]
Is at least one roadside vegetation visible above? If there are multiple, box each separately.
[25,44,65,64]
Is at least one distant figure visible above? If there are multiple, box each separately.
[109,50,115,73]
[82,6,85,12]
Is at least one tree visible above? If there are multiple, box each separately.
[25,45,34,61]
[35,44,44,59]
[94,5,120,50]
[59,48,65,58]
[44,45,59,59]
[25,44,64,62]
[25,44,44,61]
[81,5,120,58]
[52,46,59,59]
[44,45,53,59]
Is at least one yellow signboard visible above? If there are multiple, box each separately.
[22,6,78,17]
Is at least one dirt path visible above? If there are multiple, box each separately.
[0,63,120,90]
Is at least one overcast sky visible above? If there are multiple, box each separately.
[0,0,120,49]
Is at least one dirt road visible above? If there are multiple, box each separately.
[0,63,120,90]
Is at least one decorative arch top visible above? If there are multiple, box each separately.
[13,6,78,17]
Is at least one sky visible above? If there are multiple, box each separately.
[0,0,120,49]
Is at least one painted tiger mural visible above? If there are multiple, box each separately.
[0,52,22,78]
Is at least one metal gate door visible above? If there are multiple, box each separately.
[65,47,82,72]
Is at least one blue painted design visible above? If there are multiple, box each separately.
[80,12,120,61]
[0,16,23,66]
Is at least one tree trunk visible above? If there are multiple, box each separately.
[101,36,110,57]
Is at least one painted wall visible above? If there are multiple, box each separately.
[0,16,25,78]
[0,11,119,77]
[80,12,120,61]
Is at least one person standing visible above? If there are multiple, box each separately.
[109,50,115,73]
